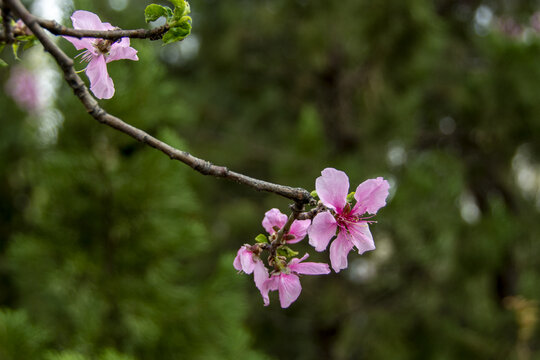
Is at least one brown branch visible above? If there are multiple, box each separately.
[37,18,169,41]
[297,202,326,220]
[5,0,313,205]
[1,2,15,44]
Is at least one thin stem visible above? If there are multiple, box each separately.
[1,3,15,44]
[5,0,313,204]
[37,18,170,41]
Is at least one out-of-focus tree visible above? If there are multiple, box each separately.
[1,0,540,359]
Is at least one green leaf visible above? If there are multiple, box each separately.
[0,58,7,67]
[12,43,20,60]
[254,234,268,244]
[15,35,35,42]
[276,246,299,258]
[168,0,184,11]
[144,4,170,23]
[22,39,38,50]
[162,22,191,44]
[346,191,355,202]
[172,1,190,22]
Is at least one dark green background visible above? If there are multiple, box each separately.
[1,0,539,358]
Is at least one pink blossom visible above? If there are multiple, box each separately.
[5,66,42,113]
[262,208,311,244]
[63,10,138,99]
[261,254,330,308]
[308,168,389,273]
[233,245,268,292]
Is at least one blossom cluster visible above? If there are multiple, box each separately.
[234,168,390,308]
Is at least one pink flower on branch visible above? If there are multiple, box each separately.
[233,245,268,292]
[308,168,390,273]
[262,208,310,244]
[63,10,138,99]
[261,254,330,308]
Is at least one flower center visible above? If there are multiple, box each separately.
[93,39,113,55]
[334,211,375,233]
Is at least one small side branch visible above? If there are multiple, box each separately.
[1,3,15,44]
[5,0,313,204]
[37,18,169,41]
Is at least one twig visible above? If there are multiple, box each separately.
[1,2,15,44]
[5,0,313,204]
[297,202,326,220]
[37,18,169,41]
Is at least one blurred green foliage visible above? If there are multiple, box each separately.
[1,0,540,359]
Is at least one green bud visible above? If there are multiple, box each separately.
[277,246,299,258]
[346,191,355,203]
[170,15,192,28]
[310,190,318,198]
[172,1,190,21]
[162,22,191,44]
[254,234,268,244]
[168,0,184,10]
[144,4,171,23]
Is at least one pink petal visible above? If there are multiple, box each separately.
[290,260,330,275]
[71,10,110,31]
[349,223,376,254]
[288,253,310,266]
[316,168,349,212]
[233,246,256,274]
[253,260,269,291]
[262,208,287,234]
[261,275,279,306]
[278,274,302,308]
[233,252,243,271]
[308,211,337,252]
[86,55,115,99]
[62,36,95,52]
[353,177,390,215]
[107,40,139,62]
[287,219,311,244]
[329,231,354,273]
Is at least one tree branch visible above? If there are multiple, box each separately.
[37,18,169,41]
[1,2,15,44]
[5,0,313,204]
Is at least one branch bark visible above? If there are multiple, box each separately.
[37,18,169,41]
[5,0,313,204]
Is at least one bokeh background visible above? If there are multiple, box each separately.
[1,0,540,359]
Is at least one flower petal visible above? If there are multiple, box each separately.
[278,274,302,308]
[71,10,110,31]
[287,219,311,244]
[316,168,349,211]
[107,39,139,62]
[329,231,354,273]
[62,36,95,52]
[353,177,390,215]
[290,260,330,275]
[233,246,256,274]
[261,275,279,306]
[253,260,269,291]
[233,252,242,271]
[308,211,337,252]
[262,208,287,234]
[349,223,376,254]
[86,55,115,99]
[288,253,310,266]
